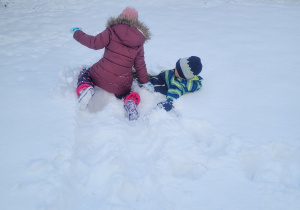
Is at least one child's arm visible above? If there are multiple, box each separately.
[159,88,179,111]
[133,45,149,84]
[159,75,203,111]
[73,28,111,50]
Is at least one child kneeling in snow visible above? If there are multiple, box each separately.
[71,7,151,120]
[144,56,203,111]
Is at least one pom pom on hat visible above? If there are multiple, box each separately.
[176,56,202,79]
[121,6,138,19]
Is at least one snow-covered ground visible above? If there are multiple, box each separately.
[1,0,300,209]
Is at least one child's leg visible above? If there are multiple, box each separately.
[76,68,95,96]
[123,92,140,121]
[124,92,140,105]
[77,68,95,110]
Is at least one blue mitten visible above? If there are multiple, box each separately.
[70,27,82,34]
[157,100,174,111]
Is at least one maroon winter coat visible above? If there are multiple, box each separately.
[73,16,151,96]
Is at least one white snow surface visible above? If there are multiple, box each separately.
[1,0,300,209]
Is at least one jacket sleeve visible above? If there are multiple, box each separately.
[166,87,182,101]
[73,28,111,50]
[134,45,149,84]
[165,71,184,101]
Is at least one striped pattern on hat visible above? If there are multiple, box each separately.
[176,56,202,80]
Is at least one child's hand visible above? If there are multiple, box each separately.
[70,27,82,34]
[157,100,173,111]
[141,82,154,92]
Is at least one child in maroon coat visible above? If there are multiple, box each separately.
[71,7,151,120]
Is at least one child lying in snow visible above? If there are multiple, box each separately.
[141,56,203,111]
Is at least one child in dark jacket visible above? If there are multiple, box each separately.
[146,56,203,111]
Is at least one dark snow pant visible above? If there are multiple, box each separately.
[76,68,140,105]
[76,68,94,96]
[149,72,168,95]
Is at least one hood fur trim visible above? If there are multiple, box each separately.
[106,15,151,41]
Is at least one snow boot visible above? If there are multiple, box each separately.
[124,100,139,121]
[78,86,95,110]
[124,92,140,121]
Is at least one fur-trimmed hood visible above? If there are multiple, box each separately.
[106,16,151,41]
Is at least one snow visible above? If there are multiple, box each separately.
[1,0,300,209]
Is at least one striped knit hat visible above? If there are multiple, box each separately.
[176,56,202,79]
